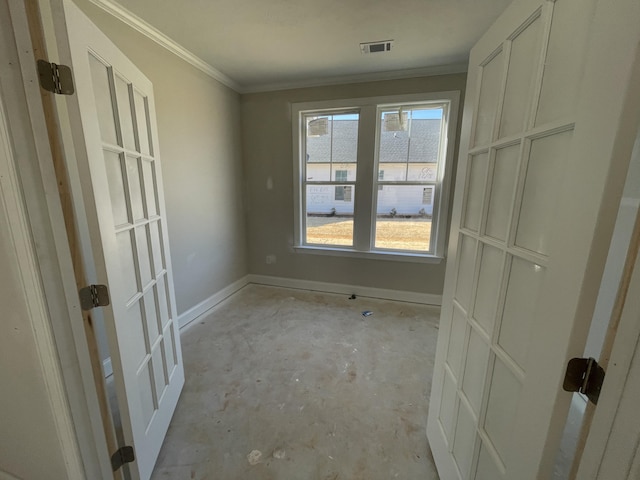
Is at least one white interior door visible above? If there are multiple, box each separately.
[427,0,640,478]
[51,2,185,479]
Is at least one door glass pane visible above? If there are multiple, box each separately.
[461,328,490,415]
[305,185,354,246]
[156,276,170,328]
[126,156,144,221]
[149,220,164,275]
[473,50,504,147]
[114,74,135,150]
[164,326,177,374]
[473,244,504,334]
[498,15,542,138]
[88,54,117,145]
[486,144,520,241]
[535,0,595,126]
[143,288,159,344]
[453,404,477,479]
[484,359,522,463]
[151,345,167,401]
[498,256,545,370]
[455,234,477,311]
[476,443,504,480]
[516,130,573,255]
[439,372,458,444]
[135,226,153,287]
[104,150,128,226]
[133,90,151,155]
[464,153,489,232]
[116,230,138,300]
[138,361,156,427]
[127,301,147,367]
[447,306,468,379]
[142,159,158,217]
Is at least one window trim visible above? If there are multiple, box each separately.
[292,91,460,260]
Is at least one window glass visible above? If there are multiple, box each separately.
[303,112,358,247]
[375,106,443,253]
[294,96,454,258]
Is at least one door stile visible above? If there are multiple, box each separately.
[525,3,553,131]
[22,1,121,478]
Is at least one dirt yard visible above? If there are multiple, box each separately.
[306,216,432,251]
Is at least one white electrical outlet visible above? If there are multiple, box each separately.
[266,255,276,264]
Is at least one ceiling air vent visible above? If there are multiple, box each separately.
[360,40,394,54]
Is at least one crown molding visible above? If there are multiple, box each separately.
[87,0,467,95]
[241,63,469,94]
[87,0,242,92]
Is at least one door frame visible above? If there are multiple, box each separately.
[0,22,85,480]
[5,0,640,478]
[2,0,112,477]
[577,205,640,477]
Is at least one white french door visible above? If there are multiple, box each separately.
[49,1,185,479]
[427,0,640,478]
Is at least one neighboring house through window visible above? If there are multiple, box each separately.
[293,92,459,259]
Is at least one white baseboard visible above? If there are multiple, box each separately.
[177,275,251,329]
[247,274,442,305]
[102,357,112,378]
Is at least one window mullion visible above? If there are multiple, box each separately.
[352,105,377,251]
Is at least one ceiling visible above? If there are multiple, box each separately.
[95,0,514,92]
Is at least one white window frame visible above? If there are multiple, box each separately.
[292,92,459,263]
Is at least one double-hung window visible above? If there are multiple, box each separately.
[293,92,459,260]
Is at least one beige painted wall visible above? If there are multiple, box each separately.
[242,74,466,295]
[74,0,248,319]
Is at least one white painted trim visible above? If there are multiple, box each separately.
[620,197,640,209]
[177,275,251,329]
[102,357,113,378]
[293,245,444,264]
[247,274,442,305]
[0,18,83,479]
[86,0,467,94]
[292,91,459,259]
[86,0,241,92]
[241,63,469,94]
[4,1,113,477]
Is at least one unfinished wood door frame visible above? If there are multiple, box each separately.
[21,4,121,472]
[0,45,83,480]
[3,0,115,477]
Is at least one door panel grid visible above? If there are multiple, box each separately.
[88,50,179,434]
[61,3,186,478]
[429,1,596,477]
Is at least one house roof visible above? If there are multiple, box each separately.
[306,118,442,164]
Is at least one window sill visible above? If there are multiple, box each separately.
[293,245,444,264]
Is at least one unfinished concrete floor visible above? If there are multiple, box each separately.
[150,284,441,479]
